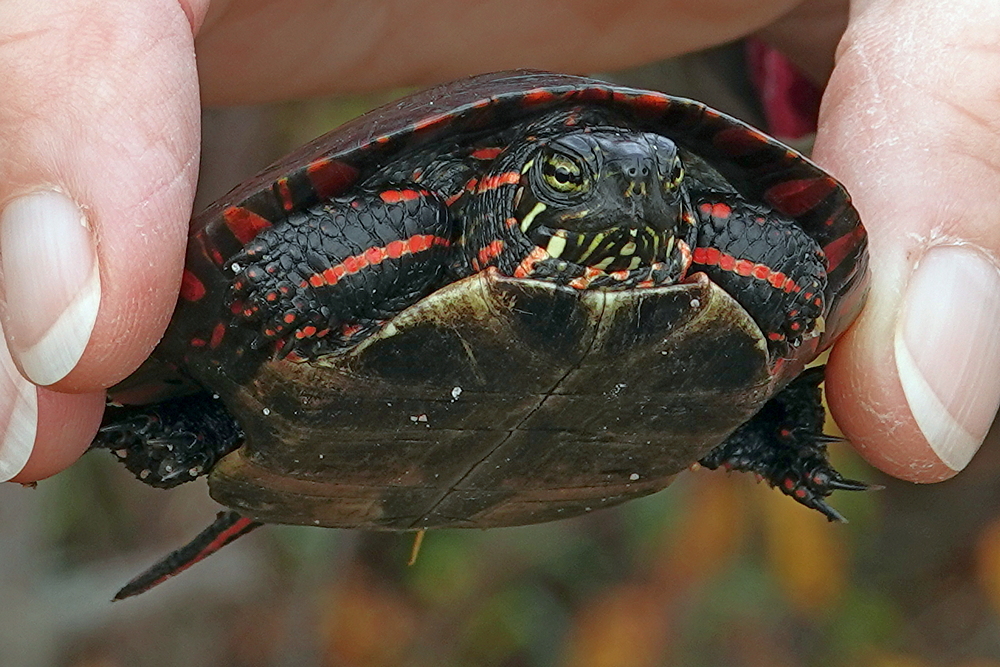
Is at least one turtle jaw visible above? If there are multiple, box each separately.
[526,224,677,273]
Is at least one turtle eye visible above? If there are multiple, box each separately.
[541,151,587,194]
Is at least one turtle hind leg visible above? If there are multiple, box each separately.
[92,393,243,489]
[698,366,876,522]
[114,511,262,600]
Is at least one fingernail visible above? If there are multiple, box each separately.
[0,331,37,482]
[0,191,101,386]
[895,245,1000,471]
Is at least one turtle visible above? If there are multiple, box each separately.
[92,70,871,600]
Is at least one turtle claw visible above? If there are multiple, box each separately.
[807,498,848,524]
[824,476,880,493]
[771,466,877,522]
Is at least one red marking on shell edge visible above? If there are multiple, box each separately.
[765,178,836,217]
[180,270,206,302]
[521,88,558,105]
[276,178,294,212]
[621,92,670,116]
[223,206,272,245]
[712,127,767,157]
[306,159,359,199]
[822,226,864,272]
[209,323,226,349]
[574,87,612,104]
[412,113,451,133]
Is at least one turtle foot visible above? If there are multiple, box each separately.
[698,366,876,521]
[92,393,244,489]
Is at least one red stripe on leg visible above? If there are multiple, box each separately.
[300,235,452,288]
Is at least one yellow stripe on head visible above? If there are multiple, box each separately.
[519,202,547,233]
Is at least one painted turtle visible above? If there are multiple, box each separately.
[93,71,870,599]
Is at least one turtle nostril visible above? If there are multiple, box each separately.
[622,159,651,179]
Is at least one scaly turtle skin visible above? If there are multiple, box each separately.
[93,71,870,599]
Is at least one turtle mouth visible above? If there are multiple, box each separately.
[527,225,674,272]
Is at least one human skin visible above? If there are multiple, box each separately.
[1,0,997,485]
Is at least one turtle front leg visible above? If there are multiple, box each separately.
[228,186,455,359]
[691,197,827,356]
[697,367,874,522]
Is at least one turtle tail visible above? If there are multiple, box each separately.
[114,511,262,601]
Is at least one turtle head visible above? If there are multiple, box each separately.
[515,130,693,273]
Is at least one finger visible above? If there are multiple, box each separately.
[0,0,209,481]
[817,0,1000,481]
[194,0,804,104]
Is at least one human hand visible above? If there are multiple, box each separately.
[809,0,1000,483]
[2,0,993,487]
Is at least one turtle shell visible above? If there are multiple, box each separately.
[131,71,868,530]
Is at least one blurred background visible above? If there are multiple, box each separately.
[4,45,1000,667]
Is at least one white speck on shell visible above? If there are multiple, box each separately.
[629,473,640,481]
[451,386,462,401]
[262,407,271,416]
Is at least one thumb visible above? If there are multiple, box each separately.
[0,0,209,481]
[818,0,1000,481]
